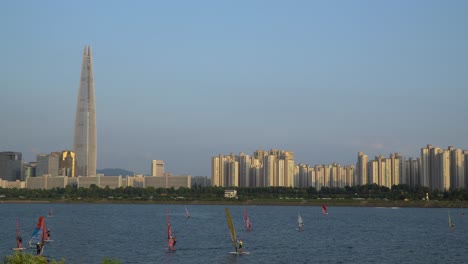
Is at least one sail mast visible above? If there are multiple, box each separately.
[225,208,238,251]
[167,208,176,250]
[244,208,251,231]
[15,218,22,249]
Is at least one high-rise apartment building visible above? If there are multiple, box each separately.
[226,158,239,187]
[238,153,251,187]
[390,153,401,186]
[356,152,368,186]
[211,154,224,187]
[151,160,165,177]
[420,144,433,188]
[464,150,468,189]
[263,154,276,187]
[449,147,465,189]
[74,46,97,177]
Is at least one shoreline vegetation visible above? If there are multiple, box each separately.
[2,184,468,208]
[2,199,468,208]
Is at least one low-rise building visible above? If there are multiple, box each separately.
[224,189,237,198]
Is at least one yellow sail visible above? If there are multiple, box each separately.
[225,208,238,251]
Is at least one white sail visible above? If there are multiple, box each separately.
[298,212,304,231]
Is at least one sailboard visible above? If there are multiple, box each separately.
[48,208,53,217]
[229,251,251,255]
[185,206,191,220]
[322,204,328,215]
[225,208,249,255]
[297,211,304,231]
[29,216,52,255]
[12,218,26,251]
[244,208,251,231]
[448,211,455,230]
[167,209,176,251]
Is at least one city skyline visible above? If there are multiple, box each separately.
[211,144,468,190]
[2,1,468,176]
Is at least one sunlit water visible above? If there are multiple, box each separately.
[1,203,467,264]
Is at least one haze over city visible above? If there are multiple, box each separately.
[2,1,467,176]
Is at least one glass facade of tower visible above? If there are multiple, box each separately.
[73,46,97,177]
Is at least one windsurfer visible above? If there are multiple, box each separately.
[237,240,243,254]
[46,229,51,239]
[36,242,43,255]
[168,236,176,251]
[16,236,23,248]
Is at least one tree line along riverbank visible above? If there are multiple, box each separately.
[1,184,468,208]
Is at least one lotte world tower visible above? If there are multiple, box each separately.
[73,46,97,176]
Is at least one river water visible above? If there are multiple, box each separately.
[0,203,467,264]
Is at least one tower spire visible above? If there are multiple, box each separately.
[73,46,97,177]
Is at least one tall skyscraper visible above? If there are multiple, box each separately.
[73,46,97,177]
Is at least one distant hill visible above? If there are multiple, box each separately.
[97,168,134,176]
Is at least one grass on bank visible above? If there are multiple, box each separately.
[3,252,120,264]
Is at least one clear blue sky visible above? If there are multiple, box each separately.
[2,0,467,176]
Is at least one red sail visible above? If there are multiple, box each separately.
[167,209,175,250]
[244,208,252,231]
[322,204,328,215]
[41,217,48,242]
[16,218,23,248]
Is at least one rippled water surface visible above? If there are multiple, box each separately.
[1,203,467,263]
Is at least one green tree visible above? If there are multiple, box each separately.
[3,252,65,264]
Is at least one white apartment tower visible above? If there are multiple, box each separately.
[151,160,164,177]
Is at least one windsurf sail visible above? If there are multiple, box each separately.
[448,211,455,230]
[48,208,53,217]
[167,209,175,250]
[13,218,25,250]
[225,208,238,252]
[298,211,304,231]
[322,204,328,215]
[29,216,47,248]
[185,206,190,219]
[244,208,251,231]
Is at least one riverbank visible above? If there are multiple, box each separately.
[2,199,467,208]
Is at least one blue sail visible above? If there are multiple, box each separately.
[29,216,45,247]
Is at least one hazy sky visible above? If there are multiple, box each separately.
[2,1,467,176]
